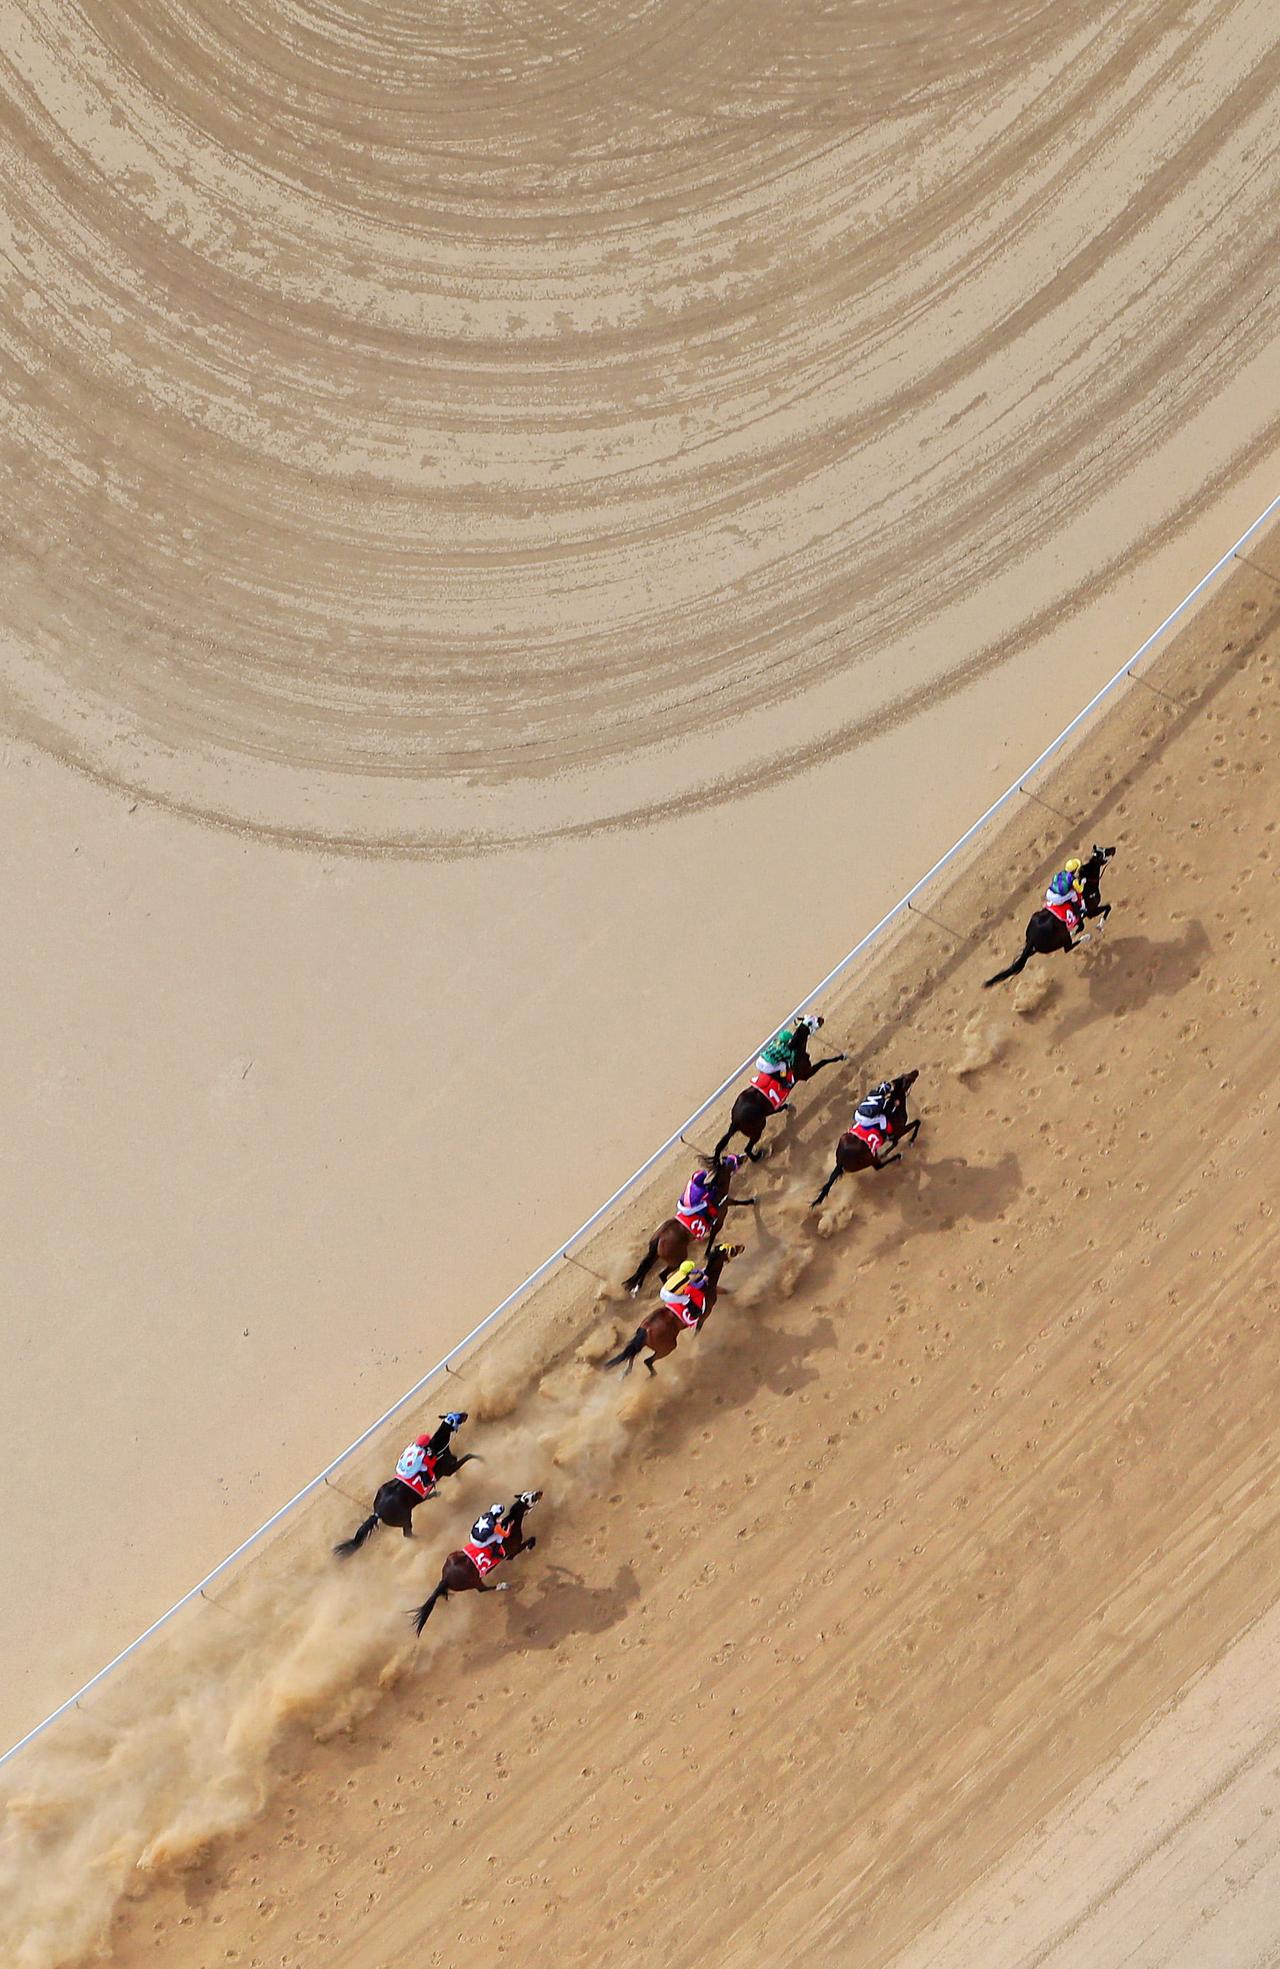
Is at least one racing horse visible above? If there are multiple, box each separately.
[411,1491,543,1632]
[621,1155,756,1298]
[712,1017,847,1163]
[983,844,1116,989]
[811,1070,921,1208]
[333,1415,476,1556]
[604,1241,741,1376]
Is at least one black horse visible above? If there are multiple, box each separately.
[621,1156,755,1297]
[712,1017,846,1162]
[333,1415,477,1556]
[811,1070,921,1208]
[983,845,1116,989]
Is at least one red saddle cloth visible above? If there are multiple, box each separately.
[675,1207,715,1238]
[851,1120,890,1157]
[750,1068,792,1111]
[462,1536,507,1577]
[1045,895,1082,931]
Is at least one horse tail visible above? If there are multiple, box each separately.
[412,1583,448,1635]
[603,1327,647,1374]
[811,1165,841,1210]
[983,940,1032,988]
[333,1513,379,1558]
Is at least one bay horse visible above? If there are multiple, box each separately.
[712,1017,847,1162]
[811,1070,921,1208]
[411,1490,543,1633]
[621,1155,755,1297]
[983,844,1116,989]
[333,1415,476,1556]
[604,1242,741,1376]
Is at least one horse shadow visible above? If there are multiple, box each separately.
[862,1148,1023,1261]
[470,1561,643,1662]
[654,1311,839,1465]
[1053,922,1210,1045]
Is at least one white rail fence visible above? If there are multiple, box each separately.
[3,490,1277,1775]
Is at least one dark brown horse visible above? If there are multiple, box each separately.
[712,1017,846,1162]
[604,1242,741,1376]
[621,1155,755,1297]
[333,1414,476,1555]
[983,845,1116,988]
[411,1490,543,1633]
[811,1070,921,1208]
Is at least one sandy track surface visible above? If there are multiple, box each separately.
[3,0,1280,848]
[3,553,1277,1968]
[4,0,1280,1756]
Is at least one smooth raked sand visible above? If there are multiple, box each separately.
[0,0,1279,1964]
[1,549,1278,1969]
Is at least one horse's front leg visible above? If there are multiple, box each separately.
[808,1052,847,1078]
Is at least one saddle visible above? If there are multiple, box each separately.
[462,1536,507,1577]
[674,1206,716,1239]
[850,1118,892,1157]
[750,1067,792,1112]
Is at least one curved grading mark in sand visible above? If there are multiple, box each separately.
[2,0,1279,851]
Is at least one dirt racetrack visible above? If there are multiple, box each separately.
[3,552,1278,1968]
[4,0,1280,1760]
[4,0,1280,1961]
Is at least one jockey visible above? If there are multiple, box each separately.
[1044,859,1085,932]
[470,1503,510,1551]
[660,1259,710,1329]
[755,1014,822,1084]
[676,1155,739,1230]
[678,1165,719,1221]
[393,1410,467,1500]
[853,1081,895,1147]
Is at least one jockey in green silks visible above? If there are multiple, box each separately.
[755,1014,823,1083]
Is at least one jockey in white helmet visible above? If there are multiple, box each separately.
[854,1080,894,1140]
[470,1504,508,1549]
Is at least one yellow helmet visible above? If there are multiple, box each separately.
[1064,857,1082,874]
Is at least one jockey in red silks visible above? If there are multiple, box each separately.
[1044,859,1085,934]
[393,1411,467,1500]
[659,1259,713,1330]
[674,1157,741,1240]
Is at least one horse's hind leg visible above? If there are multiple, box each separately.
[644,1355,657,1375]
[623,1236,660,1297]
